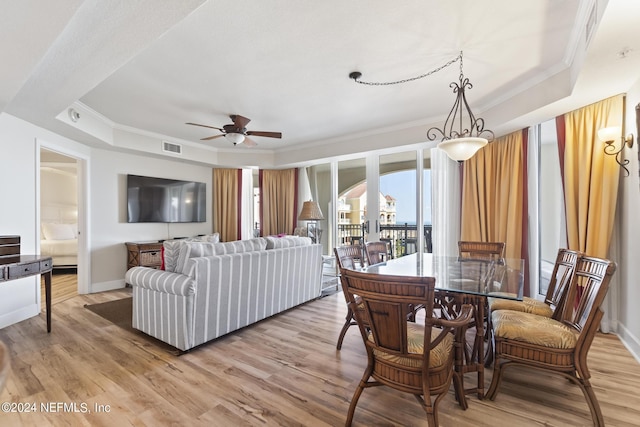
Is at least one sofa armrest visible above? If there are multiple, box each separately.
[125,267,195,296]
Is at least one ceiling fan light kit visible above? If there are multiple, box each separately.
[186,114,282,147]
[224,133,245,145]
[349,51,494,162]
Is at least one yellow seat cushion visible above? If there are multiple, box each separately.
[492,310,578,349]
[489,295,553,318]
[369,323,454,369]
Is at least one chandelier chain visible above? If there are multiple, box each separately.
[351,52,463,86]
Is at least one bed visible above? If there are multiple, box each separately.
[40,204,78,268]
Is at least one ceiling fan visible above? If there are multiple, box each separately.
[186,114,282,147]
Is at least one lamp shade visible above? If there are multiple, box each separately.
[299,200,324,221]
[597,126,620,143]
[225,132,245,145]
[438,137,488,161]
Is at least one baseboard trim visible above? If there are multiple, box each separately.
[617,324,640,364]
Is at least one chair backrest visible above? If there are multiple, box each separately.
[545,248,581,320]
[340,268,439,364]
[364,241,389,265]
[334,245,365,270]
[458,241,505,261]
[559,256,616,345]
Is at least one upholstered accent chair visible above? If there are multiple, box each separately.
[364,241,390,265]
[334,245,366,350]
[486,255,617,427]
[340,268,473,426]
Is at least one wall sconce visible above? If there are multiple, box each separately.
[597,126,634,176]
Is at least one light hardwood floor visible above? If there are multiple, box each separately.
[1,276,639,426]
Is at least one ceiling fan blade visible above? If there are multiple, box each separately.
[242,137,258,147]
[246,131,282,139]
[201,134,226,141]
[230,114,251,129]
[186,122,224,131]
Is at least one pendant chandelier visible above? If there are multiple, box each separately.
[349,51,494,161]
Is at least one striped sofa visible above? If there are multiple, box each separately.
[125,236,323,351]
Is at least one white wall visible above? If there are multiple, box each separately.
[618,84,640,361]
[0,113,214,327]
[0,113,90,328]
[89,148,213,290]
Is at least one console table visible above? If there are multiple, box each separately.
[1,236,53,332]
[125,241,163,270]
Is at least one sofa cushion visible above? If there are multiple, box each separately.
[176,238,267,276]
[492,309,578,349]
[265,235,312,249]
[211,237,267,255]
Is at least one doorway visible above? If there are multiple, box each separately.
[39,147,82,304]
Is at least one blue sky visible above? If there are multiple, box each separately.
[379,170,432,225]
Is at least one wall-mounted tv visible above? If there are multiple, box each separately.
[127,174,206,223]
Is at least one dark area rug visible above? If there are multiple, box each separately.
[84,297,182,355]
[84,297,133,329]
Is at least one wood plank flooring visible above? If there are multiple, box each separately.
[2,278,640,426]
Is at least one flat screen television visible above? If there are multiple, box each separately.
[127,174,206,223]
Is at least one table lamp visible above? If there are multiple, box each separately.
[298,200,324,244]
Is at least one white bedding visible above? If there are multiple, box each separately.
[40,204,78,267]
[40,238,77,267]
[41,239,77,257]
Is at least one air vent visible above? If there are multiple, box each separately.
[162,140,182,155]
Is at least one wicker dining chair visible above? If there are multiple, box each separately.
[484,248,581,366]
[486,255,617,427]
[340,268,473,427]
[364,241,390,265]
[451,241,505,366]
[489,248,581,318]
[458,241,505,260]
[334,245,366,350]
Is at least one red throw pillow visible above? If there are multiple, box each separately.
[160,245,165,270]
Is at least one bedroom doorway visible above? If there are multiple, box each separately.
[39,148,80,304]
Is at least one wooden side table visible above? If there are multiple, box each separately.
[125,241,164,270]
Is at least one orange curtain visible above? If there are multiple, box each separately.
[213,168,241,242]
[561,95,624,258]
[259,168,298,236]
[461,129,527,261]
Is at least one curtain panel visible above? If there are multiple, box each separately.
[460,129,529,293]
[259,168,298,236]
[558,94,624,258]
[213,168,241,242]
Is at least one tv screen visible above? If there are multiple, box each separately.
[127,174,206,223]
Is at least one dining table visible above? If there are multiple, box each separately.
[362,252,525,400]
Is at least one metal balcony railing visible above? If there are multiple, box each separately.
[338,223,433,258]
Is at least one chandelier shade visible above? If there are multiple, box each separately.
[437,137,488,161]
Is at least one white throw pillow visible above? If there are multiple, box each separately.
[163,239,188,272]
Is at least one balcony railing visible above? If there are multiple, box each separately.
[338,223,433,258]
